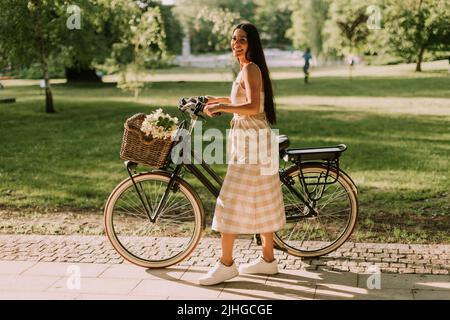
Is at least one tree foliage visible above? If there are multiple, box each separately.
[104,0,168,100]
[286,0,330,56]
[0,0,124,111]
[383,0,450,71]
[254,0,292,48]
[322,0,372,58]
[0,0,83,112]
[174,0,251,54]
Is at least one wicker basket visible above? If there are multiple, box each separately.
[120,113,175,168]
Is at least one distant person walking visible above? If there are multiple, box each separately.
[302,48,312,84]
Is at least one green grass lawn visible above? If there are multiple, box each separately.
[1,73,449,243]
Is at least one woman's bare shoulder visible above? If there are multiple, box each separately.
[242,62,261,78]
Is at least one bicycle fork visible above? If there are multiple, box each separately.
[125,161,182,223]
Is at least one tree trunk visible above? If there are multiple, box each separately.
[33,0,55,113]
[415,0,425,72]
[40,42,55,113]
[42,58,54,113]
[415,46,425,72]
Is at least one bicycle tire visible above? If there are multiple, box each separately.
[274,163,358,258]
[104,172,204,268]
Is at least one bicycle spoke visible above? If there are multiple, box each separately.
[122,194,148,216]
[319,189,348,210]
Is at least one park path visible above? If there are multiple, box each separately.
[0,235,448,275]
[0,235,449,300]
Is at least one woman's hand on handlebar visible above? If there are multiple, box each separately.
[204,103,222,117]
[204,95,217,103]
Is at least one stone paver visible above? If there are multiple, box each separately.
[412,289,450,300]
[0,274,60,292]
[47,277,141,295]
[357,273,450,291]
[220,280,315,300]
[131,279,223,299]
[0,235,449,275]
[0,259,448,300]
[314,287,415,300]
[22,262,109,277]
[0,234,449,300]
[99,264,187,280]
[0,261,37,275]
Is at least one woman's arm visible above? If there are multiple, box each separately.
[205,95,231,104]
[204,63,261,117]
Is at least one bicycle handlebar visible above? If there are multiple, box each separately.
[178,96,221,118]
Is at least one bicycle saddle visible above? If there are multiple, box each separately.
[278,134,290,151]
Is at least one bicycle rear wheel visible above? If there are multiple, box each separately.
[104,172,204,268]
[274,163,358,258]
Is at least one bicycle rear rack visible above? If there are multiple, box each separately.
[294,158,340,202]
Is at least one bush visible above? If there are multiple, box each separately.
[12,63,65,79]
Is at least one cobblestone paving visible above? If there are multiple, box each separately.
[0,235,449,275]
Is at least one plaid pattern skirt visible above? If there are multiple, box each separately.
[211,115,286,234]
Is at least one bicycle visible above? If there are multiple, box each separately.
[104,97,359,268]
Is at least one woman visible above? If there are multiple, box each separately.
[199,23,285,286]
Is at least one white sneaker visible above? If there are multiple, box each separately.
[198,261,239,286]
[239,257,278,275]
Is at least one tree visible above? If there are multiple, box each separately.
[61,0,181,82]
[0,0,121,112]
[174,0,251,54]
[0,0,64,113]
[194,7,241,52]
[104,1,168,101]
[254,0,292,48]
[383,0,450,71]
[286,0,330,56]
[159,4,184,55]
[61,1,120,83]
[322,0,371,59]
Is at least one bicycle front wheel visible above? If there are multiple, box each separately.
[275,163,358,258]
[104,172,204,268]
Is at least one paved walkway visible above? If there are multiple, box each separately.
[0,260,449,300]
[1,235,449,274]
[0,235,449,300]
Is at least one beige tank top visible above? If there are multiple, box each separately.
[230,63,265,116]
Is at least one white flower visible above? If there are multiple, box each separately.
[140,108,179,141]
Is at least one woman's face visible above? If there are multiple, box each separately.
[231,28,249,61]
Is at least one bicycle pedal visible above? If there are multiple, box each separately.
[253,234,262,246]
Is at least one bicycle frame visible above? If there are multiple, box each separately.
[125,115,325,223]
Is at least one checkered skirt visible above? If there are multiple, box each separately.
[211,114,286,234]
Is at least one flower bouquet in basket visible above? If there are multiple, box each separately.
[120,109,179,168]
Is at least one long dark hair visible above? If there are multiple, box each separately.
[233,23,276,125]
